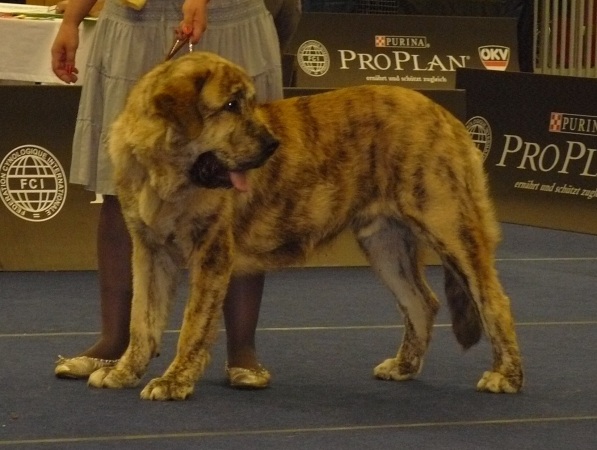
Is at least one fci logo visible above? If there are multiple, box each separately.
[0,145,68,222]
[478,45,510,71]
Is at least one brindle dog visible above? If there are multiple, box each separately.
[88,52,523,400]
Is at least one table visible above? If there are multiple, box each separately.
[0,3,95,84]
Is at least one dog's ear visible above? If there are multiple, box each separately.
[153,70,211,138]
[193,71,209,94]
[153,92,176,118]
[153,70,211,116]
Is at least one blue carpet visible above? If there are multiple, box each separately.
[0,223,596,449]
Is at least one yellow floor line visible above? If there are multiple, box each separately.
[1,415,596,446]
[496,257,597,261]
[1,320,596,339]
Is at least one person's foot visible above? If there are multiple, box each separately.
[225,363,271,389]
[54,338,127,379]
[54,355,118,379]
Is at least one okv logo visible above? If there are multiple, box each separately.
[478,46,510,71]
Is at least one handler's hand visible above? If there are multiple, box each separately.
[180,0,209,43]
[51,24,80,84]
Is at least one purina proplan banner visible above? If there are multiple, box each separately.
[287,13,519,90]
[457,69,597,235]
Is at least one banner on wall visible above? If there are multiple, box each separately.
[0,85,101,271]
[456,69,597,235]
[287,13,519,90]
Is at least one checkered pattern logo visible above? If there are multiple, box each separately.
[375,36,386,47]
[549,112,563,132]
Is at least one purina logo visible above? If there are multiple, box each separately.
[297,40,330,77]
[0,145,67,222]
[549,112,597,137]
[375,35,429,48]
[478,46,510,71]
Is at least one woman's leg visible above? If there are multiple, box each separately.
[223,273,265,369]
[86,194,132,360]
[223,273,270,388]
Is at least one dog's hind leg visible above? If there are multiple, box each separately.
[88,234,180,390]
[356,218,440,382]
[421,213,523,393]
[442,249,523,393]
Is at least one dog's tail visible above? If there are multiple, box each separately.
[443,266,483,349]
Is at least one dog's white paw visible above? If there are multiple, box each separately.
[140,377,194,401]
[88,366,141,389]
[373,357,419,381]
[476,371,521,393]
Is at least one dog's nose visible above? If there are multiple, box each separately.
[263,135,279,157]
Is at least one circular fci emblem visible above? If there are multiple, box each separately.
[465,116,492,161]
[297,40,330,77]
[0,145,68,222]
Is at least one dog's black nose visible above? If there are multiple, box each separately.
[263,135,279,157]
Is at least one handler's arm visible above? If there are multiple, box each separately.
[51,0,98,84]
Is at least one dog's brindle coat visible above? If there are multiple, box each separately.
[88,52,523,400]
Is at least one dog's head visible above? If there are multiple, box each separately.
[145,52,279,192]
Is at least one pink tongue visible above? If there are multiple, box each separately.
[229,171,250,192]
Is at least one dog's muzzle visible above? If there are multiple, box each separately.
[188,136,279,191]
[189,152,232,189]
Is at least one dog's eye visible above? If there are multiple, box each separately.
[224,99,241,113]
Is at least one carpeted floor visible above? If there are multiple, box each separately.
[0,223,596,449]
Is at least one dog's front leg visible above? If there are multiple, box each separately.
[89,232,180,390]
[140,231,233,400]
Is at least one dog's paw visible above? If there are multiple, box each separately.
[476,371,521,394]
[87,366,141,389]
[140,377,194,401]
[373,357,419,381]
